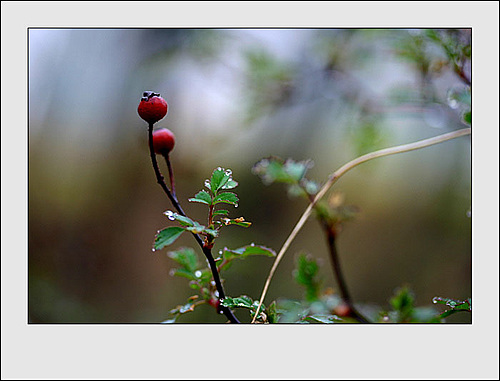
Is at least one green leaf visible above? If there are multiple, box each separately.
[202,227,219,238]
[221,179,238,190]
[293,254,321,302]
[222,295,268,321]
[167,247,199,273]
[188,190,212,205]
[223,244,276,261]
[178,221,219,238]
[154,227,185,251]
[252,157,313,185]
[210,167,232,193]
[390,286,415,322]
[266,301,279,324]
[301,315,342,324]
[197,268,213,284]
[183,222,204,234]
[463,110,471,125]
[433,296,471,318]
[164,211,195,227]
[221,296,254,310]
[303,179,320,195]
[213,192,239,206]
[213,209,229,217]
[283,159,313,182]
[169,268,198,281]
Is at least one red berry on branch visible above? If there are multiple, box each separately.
[208,298,221,310]
[138,91,168,124]
[153,128,175,155]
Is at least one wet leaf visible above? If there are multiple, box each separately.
[221,179,238,190]
[223,244,276,261]
[221,296,254,309]
[433,296,471,318]
[210,167,231,193]
[164,211,195,227]
[154,227,185,250]
[213,192,239,206]
[213,209,229,217]
[188,190,212,205]
[167,247,199,273]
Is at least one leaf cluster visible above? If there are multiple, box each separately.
[377,286,442,323]
[253,156,359,230]
[154,167,250,251]
[221,296,279,324]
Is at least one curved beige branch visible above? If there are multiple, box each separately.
[251,127,471,323]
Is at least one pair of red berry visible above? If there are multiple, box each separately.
[138,91,175,156]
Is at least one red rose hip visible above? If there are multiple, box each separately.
[138,91,168,124]
[153,128,175,155]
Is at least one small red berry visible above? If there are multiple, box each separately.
[138,91,168,124]
[208,298,221,310]
[333,303,352,318]
[153,128,175,155]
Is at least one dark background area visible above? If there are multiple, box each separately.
[28,28,471,323]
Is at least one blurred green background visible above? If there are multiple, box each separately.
[28,28,471,323]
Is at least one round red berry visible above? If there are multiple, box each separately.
[138,91,168,124]
[208,298,221,310]
[153,128,175,155]
[333,303,351,317]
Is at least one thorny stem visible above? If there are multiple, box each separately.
[147,123,240,323]
[251,127,472,323]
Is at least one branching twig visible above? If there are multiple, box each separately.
[251,127,471,323]
[147,123,240,323]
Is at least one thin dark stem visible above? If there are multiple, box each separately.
[165,155,176,199]
[303,189,369,323]
[325,228,369,323]
[147,123,240,323]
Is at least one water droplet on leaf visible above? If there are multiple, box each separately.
[195,270,202,278]
[165,210,175,220]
